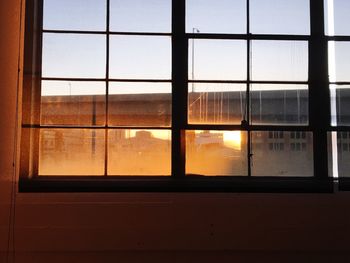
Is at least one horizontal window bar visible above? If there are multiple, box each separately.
[329,126,350,131]
[23,125,318,131]
[185,124,311,131]
[42,29,107,34]
[329,82,350,85]
[22,124,172,130]
[187,33,310,41]
[326,36,350,41]
[41,77,172,82]
[43,29,172,36]
[189,80,309,85]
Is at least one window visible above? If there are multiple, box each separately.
[325,0,350,187]
[20,0,341,192]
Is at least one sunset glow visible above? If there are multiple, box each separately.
[223,131,242,150]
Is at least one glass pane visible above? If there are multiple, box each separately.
[328,41,350,82]
[328,132,350,178]
[186,130,247,176]
[252,40,308,81]
[108,82,171,126]
[250,0,310,35]
[108,129,171,175]
[189,39,247,80]
[42,33,106,78]
[251,131,313,177]
[188,83,246,124]
[325,0,350,36]
[186,0,246,34]
[330,85,350,126]
[41,81,106,126]
[110,0,171,33]
[39,129,105,175]
[109,36,171,79]
[43,0,106,31]
[251,84,308,125]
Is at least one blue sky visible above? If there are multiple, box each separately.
[41,0,349,96]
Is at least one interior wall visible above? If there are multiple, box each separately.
[0,0,350,262]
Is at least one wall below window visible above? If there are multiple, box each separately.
[0,0,350,262]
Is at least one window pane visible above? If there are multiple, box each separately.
[188,83,246,124]
[250,0,310,35]
[43,0,106,31]
[109,36,171,79]
[42,33,106,78]
[325,0,350,36]
[108,82,171,126]
[186,0,246,34]
[39,129,105,175]
[110,0,171,33]
[41,81,106,126]
[108,129,171,175]
[186,130,247,176]
[189,39,247,81]
[251,84,308,125]
[328,132,350,178]
[328,41,350,82]
[252,40,308,81]
[330,85,350,126]
[251,131,313,177]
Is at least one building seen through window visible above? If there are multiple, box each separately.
[20,0,350,191]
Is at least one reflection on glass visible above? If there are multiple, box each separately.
[251,84,308,125]
[252,40,308,81]
[43,0,106,31]
[188,39,246,80]
[330,85,350,126]
[39,129,105,175]
[325,0,350,36]
[250,0,310,35]
[186,130,247,176]
[109,36,171,79]
[41,81,106,126]
[108,82,171,126]
[42,33,106,78]
[188,83,246,124]
[108,129,171,175]
[251,131,313,177]
[186,0,246,34]
[329,42,350,82]
[110,0,171,33]
[330,132,350,177]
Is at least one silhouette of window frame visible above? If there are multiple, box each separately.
[19,0,336,192]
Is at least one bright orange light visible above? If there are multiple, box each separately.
[130,130,171,141]
[130,130,241,149]
[223,131,242,150]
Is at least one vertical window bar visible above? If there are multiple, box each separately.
[34,0,44,177]
[104,0,110,176]
[246,0,252,177]
[309,0,330,178]
[172,0,187,178]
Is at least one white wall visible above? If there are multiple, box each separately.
[0,0,350,262]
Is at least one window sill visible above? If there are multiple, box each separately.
[19,176,334,193]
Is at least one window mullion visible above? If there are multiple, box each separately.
[172,0,187,178]
[104,0,110,176]
[309,0,330,178]
[24,0,44,178]
[247,0,252,177]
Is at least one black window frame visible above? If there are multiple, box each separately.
[19,0,335,193]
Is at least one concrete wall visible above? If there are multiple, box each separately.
[1,0,350,262]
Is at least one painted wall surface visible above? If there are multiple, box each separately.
[0,0,350,262]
